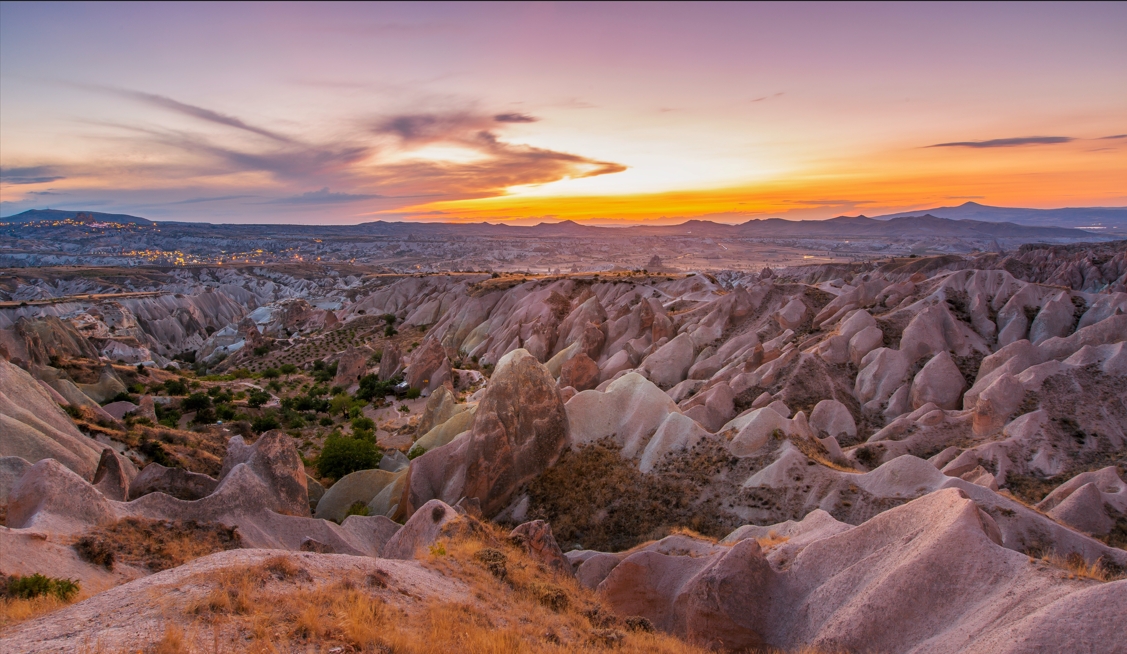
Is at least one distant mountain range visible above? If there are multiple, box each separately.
[3,203,1122,240]
[0,209,153,225]
[873,201,1127,230]
[356,214,1102,240]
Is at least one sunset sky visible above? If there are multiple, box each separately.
[1,2,1124,224]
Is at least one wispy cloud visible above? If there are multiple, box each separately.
[926,136,1074,148]
[751,92,784,103]
[265,188,382,205]
[494,113,538,123]
[164,194,258,205]
[104,87,295,143]
[0,166,67,185]
[10,90,627,218]
[1098,134,1127,140]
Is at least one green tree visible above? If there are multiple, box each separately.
[315,435,381,480]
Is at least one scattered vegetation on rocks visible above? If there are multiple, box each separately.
[74,517,242,572]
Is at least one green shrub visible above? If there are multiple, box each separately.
[405,387,421,400]
[139,439,174,467]
[407,444,427,460]
[105,391,137,405]
[253,344,270,356]
[252,413,280,434]
[215,404,236,421]
[280,363,298,375]
[182,392,212,412]
[344,501,370,519]
[312,360,337,383]
[262,368,281,379]
[283,411,306,429]
[319,416,334,427]
[351,417,375,432]
[163,379,188,396]
[247,389,271,408]
[2,573,80,601]
[316,435,381,480]
[357,374,398,401]
[192,407,215,424]
[154,404,181,429]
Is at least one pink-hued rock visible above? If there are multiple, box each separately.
[559,352,599,391]
[91,448,131,501]
[7,458,115,533]
[460,349,568,516]
[378,344,403,381]
[510,520,571,575]
[383,499,461,560]
[332,345,374,389]
[909,351,966,410]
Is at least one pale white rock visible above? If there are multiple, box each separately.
[639,333,695,389]
[766,400,791,418]
[838,309,878,342]
[883,383,911,421]
[567,372,679,458]
[855,347,911,406]
[809,399,857,440]
[775,298,808,330]
[1029,292,1075,344]
[729,408,790,457]
[909,351,966,410]
[639,412,711,473]
[848,325,884,366]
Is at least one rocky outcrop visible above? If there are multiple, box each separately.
[909,351,966,410]
[383,499,461,560]
[7,458,116,533]
[314,468,400,523]
[128,463,219,501]
[460,350,569,516]
[91,448,132,501]
[559,352,599,391]
[216,431,310,517]
[639,333,695,389]
[0,358,102,478]
[405,338,452,395]
[597,489,1127,653]
[509,520,571,575]
[332,345,374,390]
[567,372,679,459]
[379,344,403,381]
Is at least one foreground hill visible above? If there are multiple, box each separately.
[1,243,1125,651]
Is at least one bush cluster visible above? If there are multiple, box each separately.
[1,573,80,601]
[315,434,382,480]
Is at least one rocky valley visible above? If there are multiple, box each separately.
[1,236,1125,653]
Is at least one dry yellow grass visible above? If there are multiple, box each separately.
[756,530,791,551]
[137,522,715,654]
[0,594,74,629]
[1031,551,1125,582]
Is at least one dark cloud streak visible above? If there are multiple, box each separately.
[264,188,383,205]
[926,136,1074,148]
[105,87,295,143]
[0,166,67,185]
[494,113,538,123]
